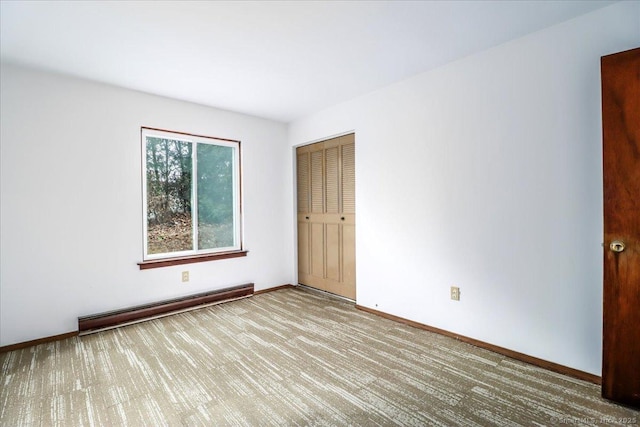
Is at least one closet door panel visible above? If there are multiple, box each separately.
[310,222,325,287]
[310,150,324,213]
[325,223,341,282]
[297,153,310,213]
[343,224,356,296]
[297,220,310,278]
[341,140,355,215]
[325,146,340,214]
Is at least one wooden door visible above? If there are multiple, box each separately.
[297,134,355,300]
[601,47,640,408]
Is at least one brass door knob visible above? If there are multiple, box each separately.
[610,241,625,253]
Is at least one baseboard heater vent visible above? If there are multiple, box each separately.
[78,283,254,335]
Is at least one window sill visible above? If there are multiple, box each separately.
[138,250,248,270]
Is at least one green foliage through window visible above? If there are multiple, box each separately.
[142,128,240,258]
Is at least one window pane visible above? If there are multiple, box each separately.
[146,137,193,255]
[197,143,235,250]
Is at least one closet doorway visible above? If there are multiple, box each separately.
[296,134,355,300]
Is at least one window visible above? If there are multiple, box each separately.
[141,128,242,263]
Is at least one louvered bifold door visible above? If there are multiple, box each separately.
[297,152,311,280]
[297,134,355,299]
[297,143,326,291]
[341,137,356,295]
[309,148,325,285]
[324,140,341,287]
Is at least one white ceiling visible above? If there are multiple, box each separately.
[0,1,615,123]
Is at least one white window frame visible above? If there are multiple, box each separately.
[141,127,242,261]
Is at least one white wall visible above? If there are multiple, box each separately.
[0,64,295,346]
[289,2,639,376]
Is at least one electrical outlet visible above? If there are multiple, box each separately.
[181,271,189,282]
[451,286,460,301]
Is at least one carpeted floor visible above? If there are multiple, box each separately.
[1,287,638,426]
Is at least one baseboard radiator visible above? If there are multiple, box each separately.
[78,283,254,335]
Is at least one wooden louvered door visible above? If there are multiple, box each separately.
[297,134,355,300]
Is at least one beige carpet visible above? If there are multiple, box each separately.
[1,287,638,426]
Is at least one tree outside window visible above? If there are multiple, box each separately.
[142,128,241,260]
